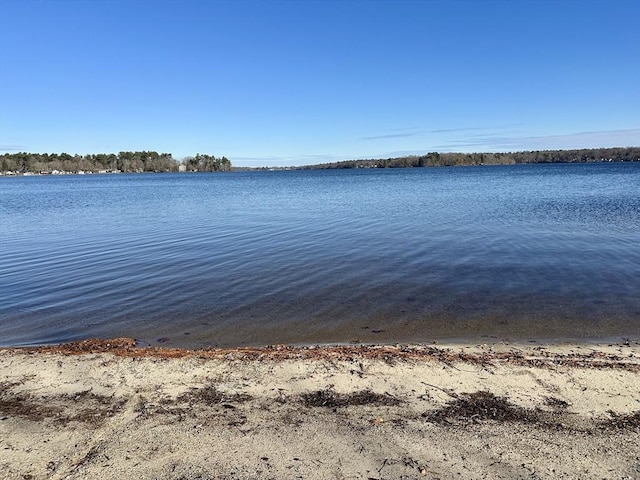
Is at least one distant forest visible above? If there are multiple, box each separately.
[1,147,639,175]
[0,151,231,174]
[297,147,640,170]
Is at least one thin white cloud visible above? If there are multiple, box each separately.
[0,145,27,152]
[429,124,522,134]
[362,124,523,142]
[429,127,486,134]
[362,132,419,140]
[361,126,423,141]
[433,129,640,152]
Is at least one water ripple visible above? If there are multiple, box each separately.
[1,164,639,347]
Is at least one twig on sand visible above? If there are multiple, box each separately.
[421,382,458,398]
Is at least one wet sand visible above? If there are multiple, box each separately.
[1,338,639,479]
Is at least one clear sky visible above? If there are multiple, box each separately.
[1,0,639,167]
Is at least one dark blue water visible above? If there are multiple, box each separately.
[1,163,639,347]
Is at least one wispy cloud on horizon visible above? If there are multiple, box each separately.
[361,126,423,141]
[361,132,419,140]
[429,124,521,134]
[432,128,640,152]
[0,145,27,152]
[429,127,487,134]
[362,124,522,141]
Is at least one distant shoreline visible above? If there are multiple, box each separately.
[4,158,638,176]
[2,146,638,175]
[253,146,640,170]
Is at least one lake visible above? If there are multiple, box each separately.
[1,163,639,347]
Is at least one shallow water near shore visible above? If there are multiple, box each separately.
[1,162,639,347]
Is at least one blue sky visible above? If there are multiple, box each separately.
[1,0,639,167]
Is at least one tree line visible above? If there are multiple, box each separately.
[183,154,232,173]
[0,151,232,174]
[298,147,640,170]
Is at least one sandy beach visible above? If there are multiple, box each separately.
[1,338,639,480]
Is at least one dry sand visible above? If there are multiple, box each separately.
[1,338,639,480]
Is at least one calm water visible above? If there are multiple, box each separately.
[1,163,639,347]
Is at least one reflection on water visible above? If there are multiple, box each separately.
[1,163,639,347]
